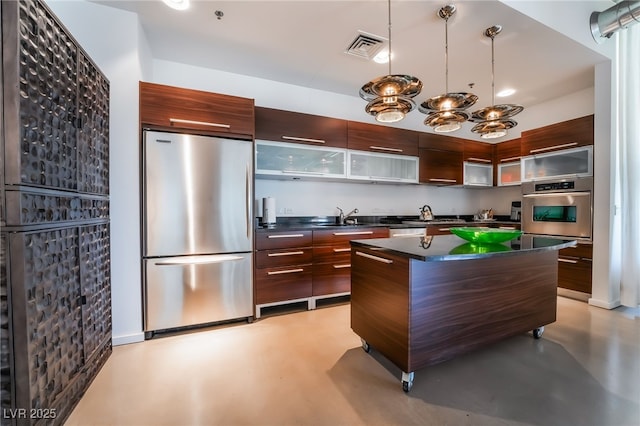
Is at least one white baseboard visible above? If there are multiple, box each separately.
[588,297,621,310]
[112,332,145,346]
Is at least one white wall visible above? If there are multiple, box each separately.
[44,0,618,345]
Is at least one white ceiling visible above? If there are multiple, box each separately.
[93,0,608,110]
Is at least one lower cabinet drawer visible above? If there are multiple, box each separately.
[312,262,351,296]
[255,264,313,304]
[558,257,592,293]
[312,244,351,263]
[255,247,313,268]
[425,226,453,236]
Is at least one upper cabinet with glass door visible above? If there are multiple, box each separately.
[495,138,522,186]
[521,145,593,181]
[255,141,347,179]
[254,107,349,180]
[348,150,419,184]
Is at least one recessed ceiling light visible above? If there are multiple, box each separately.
[497,88,516,97]
[373,50,391,64]
[162,0,189,11]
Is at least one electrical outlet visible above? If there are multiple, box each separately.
[284,207,293,214]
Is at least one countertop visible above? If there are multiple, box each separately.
[255,216,520,232]
[350,234,576,262]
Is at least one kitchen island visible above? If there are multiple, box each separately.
[349,234,576,391]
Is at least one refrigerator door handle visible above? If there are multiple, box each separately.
[154,255,244,266]
[246,163,251,239]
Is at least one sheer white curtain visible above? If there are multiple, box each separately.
[616,23,640,308]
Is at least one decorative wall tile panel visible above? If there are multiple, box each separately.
[0,234,10,422]
[18,0,78,190]
[77,52,109,195]
[20,228,83,410]
[79,224,111,359]
[6,192,110,226]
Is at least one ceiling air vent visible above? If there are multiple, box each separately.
[345,31,386,60]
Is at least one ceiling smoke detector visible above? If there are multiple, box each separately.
[345,31,386,60]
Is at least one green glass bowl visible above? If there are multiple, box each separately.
[449,242,513,255]
[449,227,523,244]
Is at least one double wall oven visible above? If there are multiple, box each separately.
[522,177,593,241]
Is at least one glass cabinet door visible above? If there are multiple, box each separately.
[464,162,493,187]
[255,140,347,179]
[498,161,521,186]
[347,151,419,183]
[522,145,593,181]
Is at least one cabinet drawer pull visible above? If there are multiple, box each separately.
[333,248,352,253]
[438,228,452,232]
[558,258,578,264]
[333,264,351,269]
[467,157,492,163]
[529,142,578,154]
[369,145,403,153]
[356,251,393,264]
[282,136,326,144]
[267,268,304,275]
[268,251,304,257]
[429,178,457,183]
[267,234,305,239]
[333,231,374,236]
[500,156,521,162]
[169,118,231,129]
[498,226,516,230]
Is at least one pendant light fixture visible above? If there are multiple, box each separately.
[470,25,524,139]
[419,4,477,133]
[360,0,422,123]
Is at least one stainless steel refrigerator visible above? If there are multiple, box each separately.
[142,130,253,336]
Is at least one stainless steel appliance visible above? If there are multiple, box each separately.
[510,201,521,221]
[142,130,253,336]
[522,177,592,240]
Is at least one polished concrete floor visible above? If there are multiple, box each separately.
[66,297,640,426]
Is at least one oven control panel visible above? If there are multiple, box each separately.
[534,181,575,192]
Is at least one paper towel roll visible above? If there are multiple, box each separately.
[263,197,276,224]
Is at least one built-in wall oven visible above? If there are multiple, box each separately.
[522,177,593,240]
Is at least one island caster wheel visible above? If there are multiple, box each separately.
[361,338,371,353]
[401,371,414,393]
[533,326,544,339]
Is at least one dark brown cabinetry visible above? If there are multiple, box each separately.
[464,140,494,164]
[521,115,594,155]
[558,243,593,294]
[254,227,389,317]
[418,133,463,185]
[2,1,111,423]
[139,81,255,139]
[347,121,419,156]
[255,231,313,313]
[255,107,347,148]
[312,228,389,296]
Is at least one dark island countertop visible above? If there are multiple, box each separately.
[350,234,576,262]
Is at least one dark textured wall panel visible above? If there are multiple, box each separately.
[18,0,78,190]
[77,52,109,195]
[20,228,83,410]
[0,233,10,423]
[5,192,109,226]
[79,224,111,359]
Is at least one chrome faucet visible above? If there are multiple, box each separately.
[337,207,359,225]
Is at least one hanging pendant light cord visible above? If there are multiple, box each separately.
[490,33,496,106]
[387,0,392,76]
[444,16,449,94]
